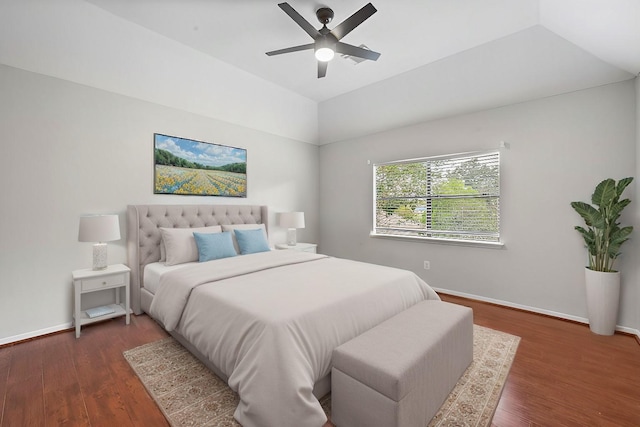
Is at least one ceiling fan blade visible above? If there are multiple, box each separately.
[335,42,381,61]
[330,3,377,41]
[318,61,328,78]
[266,43,315,56]
[278,2,321,39]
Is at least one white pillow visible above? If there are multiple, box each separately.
[221,224,268,254]
[160,226,222,266]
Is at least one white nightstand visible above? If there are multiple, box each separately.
[275,243,317,253]
[72,263,130,338]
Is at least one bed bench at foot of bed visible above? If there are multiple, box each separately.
[331,300,473,427]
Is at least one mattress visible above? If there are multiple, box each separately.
[148,250,440,427]
[143,261,196,294]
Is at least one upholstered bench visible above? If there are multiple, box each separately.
[331,300,473,427]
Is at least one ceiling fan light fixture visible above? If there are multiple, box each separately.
[266,3,380,77]
[315,47,335,62]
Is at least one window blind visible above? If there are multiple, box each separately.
[374,151,500,243]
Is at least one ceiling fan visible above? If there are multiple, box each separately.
[266,2,381,78]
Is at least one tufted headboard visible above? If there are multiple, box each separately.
[126,204,268,314]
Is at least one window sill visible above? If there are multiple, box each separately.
[369,232,505,249]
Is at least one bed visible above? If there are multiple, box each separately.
[126,204,440,427]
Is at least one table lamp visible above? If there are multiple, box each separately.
[78,214,121,270]
[279,212,305,246]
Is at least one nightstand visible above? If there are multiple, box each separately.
[275,242,317,253]
[72,263,130,338]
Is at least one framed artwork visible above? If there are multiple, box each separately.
[154,133,247,197]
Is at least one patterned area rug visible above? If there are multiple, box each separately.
[124,325,520,427]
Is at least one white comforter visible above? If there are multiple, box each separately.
[150,250,440,427]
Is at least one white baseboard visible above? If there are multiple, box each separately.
[434,287,640,340]
[0,322,72,346]
[3,292,639,346]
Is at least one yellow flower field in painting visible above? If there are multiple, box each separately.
[155,165,247,197]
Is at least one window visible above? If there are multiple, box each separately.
[373,151,500,244]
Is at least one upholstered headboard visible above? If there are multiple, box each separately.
[126,204,268,314]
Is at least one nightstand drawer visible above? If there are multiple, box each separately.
[81,274,125,291]
[73,264,131,338]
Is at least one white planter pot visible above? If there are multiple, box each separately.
[584,268,620,336]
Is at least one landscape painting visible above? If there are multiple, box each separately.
[154,133,247,197]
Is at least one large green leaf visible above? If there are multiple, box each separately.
[616,177,633,198]
[609,198,631,221]
[570,201,603,228]
[574,226,596,253]
[591,179,617,208]
[608,226,633,252]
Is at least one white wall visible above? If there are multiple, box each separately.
[636,76,640,331]
[0,0,318,144]
[319,80,638,330]
[0,65,319,343]
[318,26,633,145]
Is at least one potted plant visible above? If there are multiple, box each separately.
[570,177,633,335]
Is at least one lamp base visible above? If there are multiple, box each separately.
[286,228,297,246]
[93,243,108,270]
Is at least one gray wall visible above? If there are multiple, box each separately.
[0,65,319,342]
[318,26,633,145]
[319,80,639,330]
[0,0,318,144]
[1,66,637,342]
[636,76,640,330]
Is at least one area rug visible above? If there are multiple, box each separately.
[123,325,520,427]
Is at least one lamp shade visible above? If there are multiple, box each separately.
[279,212,305,229]
[78,215,121,243]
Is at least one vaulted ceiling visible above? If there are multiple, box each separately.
[87,0,639,102]
[1,0,638,144]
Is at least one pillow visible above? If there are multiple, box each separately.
[160,226,222,266]
[234,228,271,255]
[221,224,268,253]
[193,231,237,262]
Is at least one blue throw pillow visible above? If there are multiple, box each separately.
[234,228,271,255]
[193,231,237,262]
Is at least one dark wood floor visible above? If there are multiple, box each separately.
[0,294,638,426]
[441,294,640,427]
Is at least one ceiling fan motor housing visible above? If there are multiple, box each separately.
[316,7,334,25]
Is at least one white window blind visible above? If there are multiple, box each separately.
[374,151,500,243]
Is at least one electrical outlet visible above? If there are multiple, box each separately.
[423,260,430,270]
